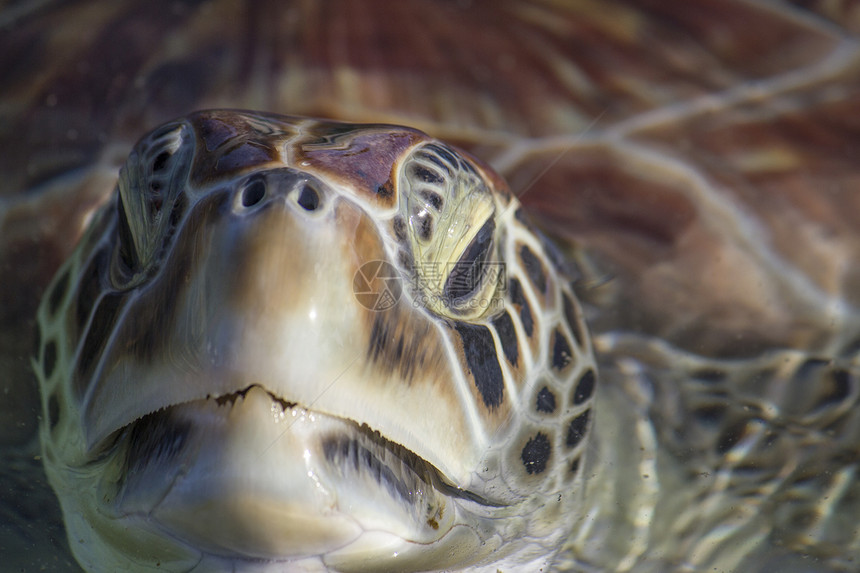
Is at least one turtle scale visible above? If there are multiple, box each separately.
[2,0,860,571]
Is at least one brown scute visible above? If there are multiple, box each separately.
[519,245,547,295]
[297,126,426,208]
[535,386,556,414]
[454,323,504,410]
[420,150,453,177]
[562,292,585,349]
[414,166,445,186]
[551,328,573,372]
[376,180,395,200]
[572,369,595,405]
[566,410,590,449]
[521,432,551,475]
[507,278,534,338]
[214,141,277,174]
[196,114,242,152]
[397,249,414,276]
[392,216,407,242]
[513,207,530,226]
[491,310,519,367]
[425,144,457,167]
[185,110,307,187]
[420,189,444,210]
[413,209,433,241]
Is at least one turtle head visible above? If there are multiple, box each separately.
[35,110,597,571]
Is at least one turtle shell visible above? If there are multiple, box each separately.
[2,0,860,571]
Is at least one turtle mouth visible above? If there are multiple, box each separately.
[121,384,491,503]
[106,384,496,559]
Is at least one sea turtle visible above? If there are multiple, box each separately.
[2,0,860,571]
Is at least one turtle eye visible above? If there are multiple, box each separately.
[443,219,495,308]
[399,142,501,319]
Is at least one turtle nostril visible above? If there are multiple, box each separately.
[297,185,320,211]
[241,179,266,207]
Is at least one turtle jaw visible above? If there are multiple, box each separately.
[108,384,476,563]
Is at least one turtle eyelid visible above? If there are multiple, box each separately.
[443,218,496,305]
